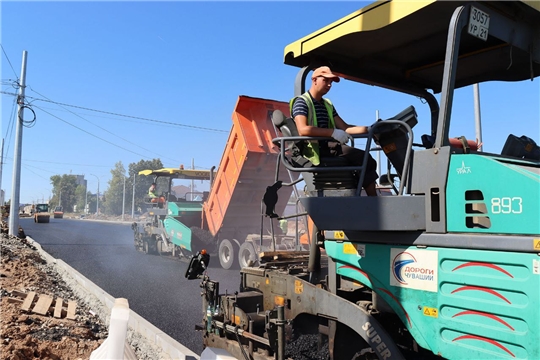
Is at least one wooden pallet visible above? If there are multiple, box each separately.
[7,290,77,320]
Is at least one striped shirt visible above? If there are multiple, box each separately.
[291,93,339,129]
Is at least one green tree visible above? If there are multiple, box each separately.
[50,174,78,211]
[74,185,87,212]
[86,192,97,214]
[128,158,164,214]
[103,162,126,215]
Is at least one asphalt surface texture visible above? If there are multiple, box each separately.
[20,217,241,355]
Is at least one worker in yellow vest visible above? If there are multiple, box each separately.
[290,66,378,196]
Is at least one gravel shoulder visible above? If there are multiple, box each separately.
[0,231,172,360]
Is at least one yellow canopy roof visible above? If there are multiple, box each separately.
[284,0,540,93]
[138,168,212,180]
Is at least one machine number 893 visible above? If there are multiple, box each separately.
[491,197,522,214]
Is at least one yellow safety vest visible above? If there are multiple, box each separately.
[289,92,335,166]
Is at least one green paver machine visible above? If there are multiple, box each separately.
[132,167,214,256]
[187,1,540,359]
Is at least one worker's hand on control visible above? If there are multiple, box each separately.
[368,119,382,133]
[331,129,350,144]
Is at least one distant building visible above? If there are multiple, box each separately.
[75,175,87,189]
[172,185,190,200]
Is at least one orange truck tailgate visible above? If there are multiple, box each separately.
[203,96,297,240]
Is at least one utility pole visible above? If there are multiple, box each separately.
[191,158,194,201]
[84,178,88,214]
[131,174,136,218]
[375,110,381,182]
[122,175,126,221]
[473,83,483,151]
[8,51,28,237]
[90,174,99,215]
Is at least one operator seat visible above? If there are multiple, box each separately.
[271,110,357,191]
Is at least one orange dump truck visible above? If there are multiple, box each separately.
[133,96,304,269]
[202,96,300,269]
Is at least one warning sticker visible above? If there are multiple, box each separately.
[343,243,356,254]
[534,238,540,250]
[343,243,366,257]
[294,280,303,294]
[423,307,438,318]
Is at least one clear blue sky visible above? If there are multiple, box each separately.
[1,1,539,205]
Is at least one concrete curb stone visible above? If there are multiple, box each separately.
[27,236,200,360]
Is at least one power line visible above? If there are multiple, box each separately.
[0,44,19,79]
[24,158,111,168]
[22,164,50,181]
[2,88,226,171]
[1,89,228,133]
[22,163,58,175]
[33,104,151,159]
[3,97,18,157]
[2,156,111,168]
[28,86,180,163]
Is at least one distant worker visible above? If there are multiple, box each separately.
[290,66,379,196]
[148,182,165,207]
[148,183,158,199]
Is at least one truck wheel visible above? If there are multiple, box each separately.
[218,239,236,270]
[238,242,257,268]
[156,239,164,255]
[143,241,150,254]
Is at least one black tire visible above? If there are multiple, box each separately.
[218,239,237,270]
[143,241,150,254]
[156,239,164,256]
[238,242,257,269]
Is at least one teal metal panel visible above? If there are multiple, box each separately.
[325,241,540,359]
[446,155,540,235]
[163,217,194,251]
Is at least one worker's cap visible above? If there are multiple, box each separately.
[312,66,340,83]
[151,182,156,185]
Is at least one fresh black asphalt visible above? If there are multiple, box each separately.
[21,217,241,355]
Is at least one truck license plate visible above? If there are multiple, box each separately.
[468,6,490,41]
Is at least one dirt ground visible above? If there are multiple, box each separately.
[0,232,109,360]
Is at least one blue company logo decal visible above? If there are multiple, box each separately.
[392,252,417,284]
[393,251,436,285]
